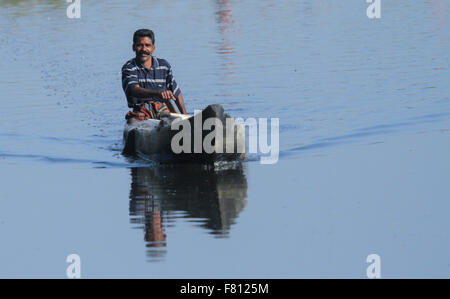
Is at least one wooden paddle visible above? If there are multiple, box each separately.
[169,112,191,119]
[166,98,178,113]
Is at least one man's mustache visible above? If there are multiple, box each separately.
[138,51,151,56]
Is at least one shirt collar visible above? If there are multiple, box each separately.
[133,56,158,69]
[152,56,159,68]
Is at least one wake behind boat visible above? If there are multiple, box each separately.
[123,104,246,164]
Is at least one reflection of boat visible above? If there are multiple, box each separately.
[123,104,245,163]
[129,163,248,260]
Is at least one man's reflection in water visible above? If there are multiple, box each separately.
[129,163,248,261]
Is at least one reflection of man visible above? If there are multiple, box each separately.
[129,195,167,248]
[129,165,248,242]
[144,210,166,247]
[122,29,187,124]
[129,167,167,249]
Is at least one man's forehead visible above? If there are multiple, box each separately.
[136,37,153,44]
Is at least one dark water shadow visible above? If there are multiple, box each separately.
[128,163,248,262]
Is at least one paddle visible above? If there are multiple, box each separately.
[166,97,178,113]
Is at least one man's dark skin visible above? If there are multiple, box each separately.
[128,36,187,114]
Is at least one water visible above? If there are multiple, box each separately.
[0,0,449,278]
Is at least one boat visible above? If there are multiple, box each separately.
[122,104,246,163]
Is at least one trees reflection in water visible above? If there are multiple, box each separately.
[129,163,248,261]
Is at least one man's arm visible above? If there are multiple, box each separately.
[127,84,166,101]
[129,85,186,114]
[164,61,187,114]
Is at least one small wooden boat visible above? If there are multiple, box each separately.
[123,104,245,163]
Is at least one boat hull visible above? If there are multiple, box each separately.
[123,104,245,163]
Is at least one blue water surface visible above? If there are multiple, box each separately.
[0,0,449,278]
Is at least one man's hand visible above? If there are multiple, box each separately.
[160,90,176,101]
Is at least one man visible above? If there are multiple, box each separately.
[122,29,187,123]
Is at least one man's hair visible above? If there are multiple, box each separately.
[133,29,155,45]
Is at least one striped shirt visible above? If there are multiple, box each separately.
[121,56,181,108]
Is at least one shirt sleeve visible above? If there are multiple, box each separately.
[166,62,181,98]
[121,63,139,97]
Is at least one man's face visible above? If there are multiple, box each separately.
[133,36,155,63]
